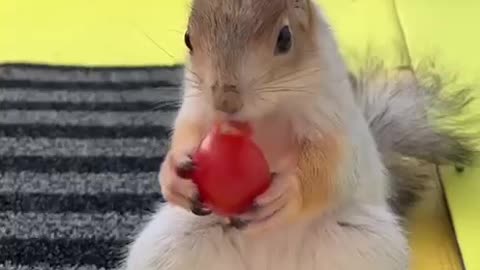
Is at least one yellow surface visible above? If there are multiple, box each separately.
[396,0,480,84]
[1,0,479,269]
[0,0,410,68]
[441,164,480,270]
[0,0,190,66]
[406,167,463,270]
[317,0,411,69]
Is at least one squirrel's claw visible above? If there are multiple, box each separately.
[228,172,300,234]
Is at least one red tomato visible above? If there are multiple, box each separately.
[190,122,271,216]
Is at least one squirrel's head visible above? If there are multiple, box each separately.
[184,0,342,120]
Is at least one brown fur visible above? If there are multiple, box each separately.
[296,131,345,216]
[187,0,287,86]
[185,0,317,119]
[188,0,289,52]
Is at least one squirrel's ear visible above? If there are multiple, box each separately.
[292,0,312,29]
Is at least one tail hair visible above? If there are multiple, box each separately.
[350,58,480,215]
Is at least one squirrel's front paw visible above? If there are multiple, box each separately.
[159,150,211,216]
[229,172,301,234]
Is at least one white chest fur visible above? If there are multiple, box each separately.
[123,203,408,270]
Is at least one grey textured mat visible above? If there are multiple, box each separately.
[0,64,183,269]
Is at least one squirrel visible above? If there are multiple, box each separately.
[122,0,478,269]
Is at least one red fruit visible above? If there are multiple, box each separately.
[190,122,271,216]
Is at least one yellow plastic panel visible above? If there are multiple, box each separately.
[440,164,480,270]
[395,0,480,84]
[317,0,410,69]
[406,168,463,270]
[0,0,190,66]
[0,0,409,68]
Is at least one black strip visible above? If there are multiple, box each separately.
[0,156,164,173]
[0,62,183,71]
[0,192,164,213]
[0,101,179,112]
[0,124,171,139]
[0,237,130,268]
[0,79,178,90]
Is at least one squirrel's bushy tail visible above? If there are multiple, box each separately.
[350,59,479,215]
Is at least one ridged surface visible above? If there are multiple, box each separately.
[0,65,181,269]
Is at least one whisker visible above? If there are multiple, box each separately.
[182,68,203,85]
[256,84,315,91]
[258,88,314,95]
[185,79,201,87]
[254,93,279,110]
[246,65,276,88]
[183,73,200,81]
[166,29,185,35]
[257,95,276,105]
[277,66,323,78]
[184,67,200,78]
[245,51,327,88]
[149,91,202,112]
[256,84,316,94]
[184,93,202,99]
[136,27,176,60]
[126,23,207,88]
[250,66,324,91]
[258,87,313,92]
[151,100,182,111]
[183,81,198,86]
[272,68,323,82]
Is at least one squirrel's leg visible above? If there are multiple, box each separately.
[122,205,408,270]
[306,205,409,270]
[121,204,246,270]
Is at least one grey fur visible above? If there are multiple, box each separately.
[350,58,479,215]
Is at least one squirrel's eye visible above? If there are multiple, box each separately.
[275,26,292,55]
[184,32,193,52]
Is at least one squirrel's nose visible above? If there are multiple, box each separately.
[212,83,243,115]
